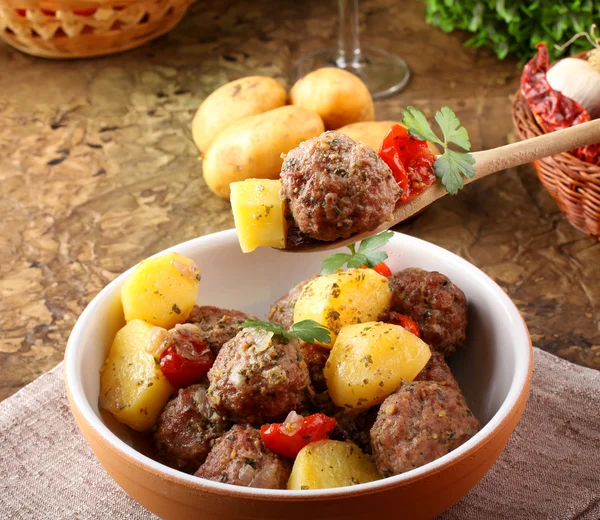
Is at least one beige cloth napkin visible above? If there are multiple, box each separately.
[0,348,598,520]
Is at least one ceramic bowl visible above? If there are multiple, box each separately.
[65,229,532,520]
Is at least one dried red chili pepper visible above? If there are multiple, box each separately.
[521,43,600,164]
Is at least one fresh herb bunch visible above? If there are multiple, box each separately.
[320,231,393,275]
[422,0,599,62]
[241,319,331,345]
[402,106,475,195]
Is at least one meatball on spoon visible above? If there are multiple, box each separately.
[285,118,600,252]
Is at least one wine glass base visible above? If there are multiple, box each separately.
[291,45,410,99]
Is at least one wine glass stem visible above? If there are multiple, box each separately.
[337,0,362,68]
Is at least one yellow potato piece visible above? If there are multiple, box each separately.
[324,321,431,410]
[338,121,440,155]
[293,268,391,347]
[99,319,174,432]
[290,68,374,130]
[202,105,325,199]
[287,440,380,490]
[230,179,286,253]
[121,252,200,329]
[192,76,287,153]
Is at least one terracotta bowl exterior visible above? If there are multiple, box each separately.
[65,229,532,520]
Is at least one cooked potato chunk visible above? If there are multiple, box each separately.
[230,179,286,253]
[324,321,431,410]
[99,319,174,432]
[293,268,391,347]
[121,252,200,329]
[287,440,380,490]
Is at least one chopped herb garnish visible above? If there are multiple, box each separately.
[401,106,475,195]
[320,231,393,275]
[241,319,331,345]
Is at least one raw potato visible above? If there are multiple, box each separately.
[230,178,286,253]
[121,252,201,329]
[338,121,440,155]
[290,68,374,130]
[99,319,174,432]
[202,105,325,198]
[192,76,287,153]
[324,322,431,410]
[287,440,380,490]
[293,268,392,347]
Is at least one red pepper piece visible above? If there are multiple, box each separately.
[16,8,26,16]
[159,326,215,389]
[384,311,421,338]
[362,262,392,278]
[260,413,336,458]
[521,43,600,164]
[378,124,436,203]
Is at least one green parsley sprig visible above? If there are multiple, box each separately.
[241,319,331,345]
[402,106,475,195]
[320,231,393,275]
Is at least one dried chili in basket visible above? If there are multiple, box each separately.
[521,43,600,164]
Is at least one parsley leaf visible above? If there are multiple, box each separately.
[320,253,352,275]
[434,106,471,151]
[434,150,476,195]
[320,231,393,274]
[289,320,332,344]
[401,106,475,196]
[241,319,331,345]
[401,106,443,145]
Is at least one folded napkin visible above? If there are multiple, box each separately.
[0,348,598,520]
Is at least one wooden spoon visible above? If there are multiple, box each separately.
[284,118,600,253]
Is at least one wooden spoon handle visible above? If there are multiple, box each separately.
[283,118,600,252]
[469,118,600,180]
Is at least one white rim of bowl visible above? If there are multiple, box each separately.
[65,228,532,499]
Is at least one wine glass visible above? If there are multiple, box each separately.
[291,0,410,99]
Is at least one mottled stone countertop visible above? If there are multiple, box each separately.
[1,0,599,402]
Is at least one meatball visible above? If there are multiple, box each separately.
[370,381,480,476]
[280,131,400,242]
[186,305,250,355]
[207,328,313,424]
[333,407,379,454]
[389,268,468,356]
[154,384,229,473]
[268,276,316,329]
[414,351,460,390]
[195,424,291,488]
[299,342,330,393]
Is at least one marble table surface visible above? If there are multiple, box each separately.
[1,0,598,402]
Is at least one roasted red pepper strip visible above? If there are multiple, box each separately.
[260,413,336,458]
[159,326,215,388]
[378,124,436,202]
[521,43,600,164]
[385,311,421,338]
[362,261,392,278]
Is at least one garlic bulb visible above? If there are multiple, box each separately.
[547,56,600,119]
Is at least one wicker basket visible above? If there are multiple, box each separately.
[0,0,192,58]
[512,55,600,240]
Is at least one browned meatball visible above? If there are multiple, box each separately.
[414,351,460,390]
[195,424,291,488]
[207,328,313,425]
[268,276,316,329]
[389,268,468,356]
[280,132,400,242]
[299,342,330,393]
[154,385,229,473]
[370,381,480,476]
[333,407,379,455]
[186,305,250,356]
